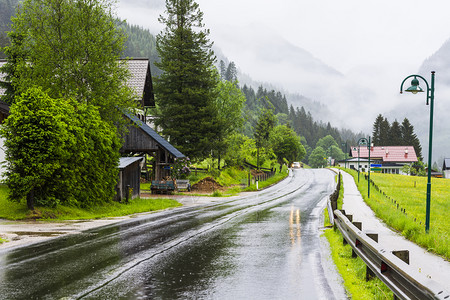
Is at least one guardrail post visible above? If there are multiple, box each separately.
[366,266,375,281]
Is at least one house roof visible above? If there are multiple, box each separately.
[118,157,143,169]
[443,158,450,170]
[124,111,185,159]
[124,58,155,107]
[350,146,418,163]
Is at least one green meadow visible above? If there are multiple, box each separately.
[345,169,449,260]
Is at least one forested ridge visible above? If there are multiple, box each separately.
[0,0,360,164]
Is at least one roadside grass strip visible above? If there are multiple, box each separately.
[344,169,449,260]
[0,184,181,221]
[323,174,393,299]
[324,228,394,300]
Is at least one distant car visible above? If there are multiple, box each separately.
[291,162,301,168]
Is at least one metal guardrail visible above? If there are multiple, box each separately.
[333,209,450,300]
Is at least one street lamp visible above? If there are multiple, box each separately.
[400,71,435,233]
[358,137,372,197]
[342,142,348,169]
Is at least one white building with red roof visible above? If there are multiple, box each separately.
[345,145,418,175]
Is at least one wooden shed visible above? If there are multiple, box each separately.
[121,112,185,180]
[116,157,144,202]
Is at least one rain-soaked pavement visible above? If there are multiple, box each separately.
[0,169,347,299]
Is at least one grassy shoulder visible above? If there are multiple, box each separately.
[0,184,181,221]
[323,173,393,299]
[340,168,449,260]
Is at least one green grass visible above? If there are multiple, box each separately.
[0,185,181,221]
[343,169,449,259]
[324,229,393,299]
[323,174,393,299]
[244,164,289,191]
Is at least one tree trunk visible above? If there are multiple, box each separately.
[26,188,34,210]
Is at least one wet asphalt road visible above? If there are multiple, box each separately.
[0,168,345,299]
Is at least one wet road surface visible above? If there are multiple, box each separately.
[0,169,346,299]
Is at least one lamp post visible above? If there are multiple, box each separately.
[400,71,435,233]
[342,142,348,168]
[358,137,371,197]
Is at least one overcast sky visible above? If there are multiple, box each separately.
[117,0,450,136]
[118,0,450,73]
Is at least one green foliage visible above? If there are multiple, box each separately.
[0,87,121,208]
[213,78,246,167]
[2,0,135,125]
[155,0,219,160]
[172,157,191,179]
[308,146,327,168]
[269,125,306,164]
[316,134,338,149]
[223,132,249,167]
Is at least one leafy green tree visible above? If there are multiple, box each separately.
[309,146,327,168]
[269,125,306,165]
[1,0,135,124]
[214,78,246,168]
[254,108,276,168]
[155,0,219,160]
[328,145,345,162]
[316,135,338,150]
[0,87,120,209]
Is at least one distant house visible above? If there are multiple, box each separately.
[347,146,418,175]
[337,157,370,171]
[443,158,450,179]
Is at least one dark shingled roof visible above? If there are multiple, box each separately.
[124,111,185,159]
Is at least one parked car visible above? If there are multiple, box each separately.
[291,162,301,168]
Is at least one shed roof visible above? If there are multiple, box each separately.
[124,111,185,159]
[118,157,143,169]
[350,146,418,163]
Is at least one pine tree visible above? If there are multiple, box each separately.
[379,117,391,145]
[401,118,423,160]
[372,114,384,145]
[155,0,219,160]
[388,119,403,145]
